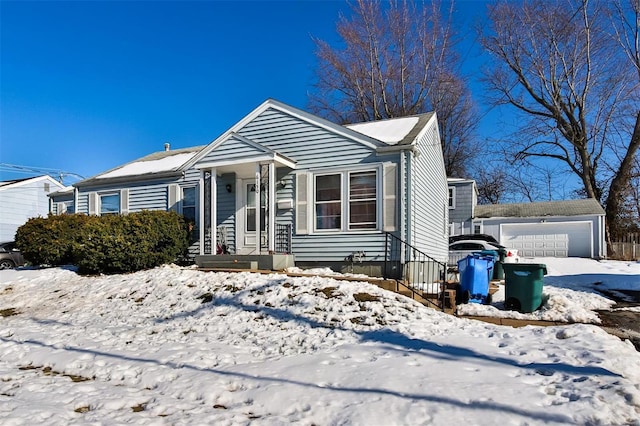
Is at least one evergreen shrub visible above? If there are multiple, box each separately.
[15,211,189,275]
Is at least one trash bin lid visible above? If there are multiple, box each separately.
[503,263,547,275]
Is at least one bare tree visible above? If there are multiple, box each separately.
[475,168,507,204]
[309,0,478,177]
[481,0,640,241]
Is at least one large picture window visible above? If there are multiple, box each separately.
[100,193,120,215]
[313,169,378,232]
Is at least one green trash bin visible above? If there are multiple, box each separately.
[503,263,547,313]
[494,248,506,281]
[478,249,501,281]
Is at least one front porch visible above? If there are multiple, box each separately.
[188,131,296,260]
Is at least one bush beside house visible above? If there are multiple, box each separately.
[15,211,188,275]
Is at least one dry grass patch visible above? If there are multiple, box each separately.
[19,365,93,382]
[0,308,19,317]
[353,293,380,303]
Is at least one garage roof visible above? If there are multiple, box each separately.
[475,198,605,219]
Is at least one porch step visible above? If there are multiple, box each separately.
[198,260,258,270]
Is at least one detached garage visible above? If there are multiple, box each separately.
[473,198,606,259]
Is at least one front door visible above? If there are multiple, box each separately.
[237,179,266,254]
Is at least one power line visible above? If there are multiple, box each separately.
[0,163,85,185]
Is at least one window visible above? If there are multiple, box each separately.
[448,187,456,209]
[58,201,74,215]
[100,193,120,215]
[315,174,341,230]
[349,171,376,230]
[182,187,196,224]
[313,169,378,232]
[246,184,266,232]
[473,222,482,234]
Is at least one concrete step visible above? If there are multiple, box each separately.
[198,260,258,270]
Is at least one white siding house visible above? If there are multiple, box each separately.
[0,175,65,241]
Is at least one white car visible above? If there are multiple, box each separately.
[448,240,519,266]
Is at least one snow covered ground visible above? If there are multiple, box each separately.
[0,258,639,425]
[457,257,640,323]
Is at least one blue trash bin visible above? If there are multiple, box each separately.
[457,254,494,304]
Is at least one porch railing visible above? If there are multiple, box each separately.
[383,232,448,309]
[275,223,292,254]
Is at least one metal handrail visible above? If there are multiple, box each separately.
[383,232,448,310]
[275,223,292,254]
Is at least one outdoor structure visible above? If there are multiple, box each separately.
[0,175,66,242]
[448,178,606,258]
[51,99,449,278]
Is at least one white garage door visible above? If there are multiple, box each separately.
[501,222,591,258]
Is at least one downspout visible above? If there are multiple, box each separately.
[400,151,407,264]
[406,152,413,249]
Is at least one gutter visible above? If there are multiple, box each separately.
[376,144,419,155]
[74,171,182,188]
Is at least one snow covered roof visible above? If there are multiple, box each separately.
[77,146,204,186]
[0,175,65,192]
[346,112,434,146]
[475,198,605,218]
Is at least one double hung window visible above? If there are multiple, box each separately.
[349,171,376,229]
[314,169,378,232]
[182,187,196,224]
[100,193,120,215]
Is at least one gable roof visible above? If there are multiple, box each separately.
[346,112,435,146]
[474,198,605,219]
[181,132,296,172]
[75,146,204,187]
[183,99,389,169]
[0,175,65,192]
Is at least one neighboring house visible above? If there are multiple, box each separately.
[448,178,606,258]
[0,175,66,241]
[51,99,449,277]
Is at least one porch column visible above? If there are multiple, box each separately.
[211,168,217,255]
[199,171,205,255]
[268,162,275,253]
[255,164,261,254]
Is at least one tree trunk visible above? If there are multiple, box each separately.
[605,111,640,254]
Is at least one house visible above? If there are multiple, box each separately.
[51,99,449,279]
[448,178,606,258]
[0,175,66,241]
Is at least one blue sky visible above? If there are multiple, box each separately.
[1,0,491,184]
